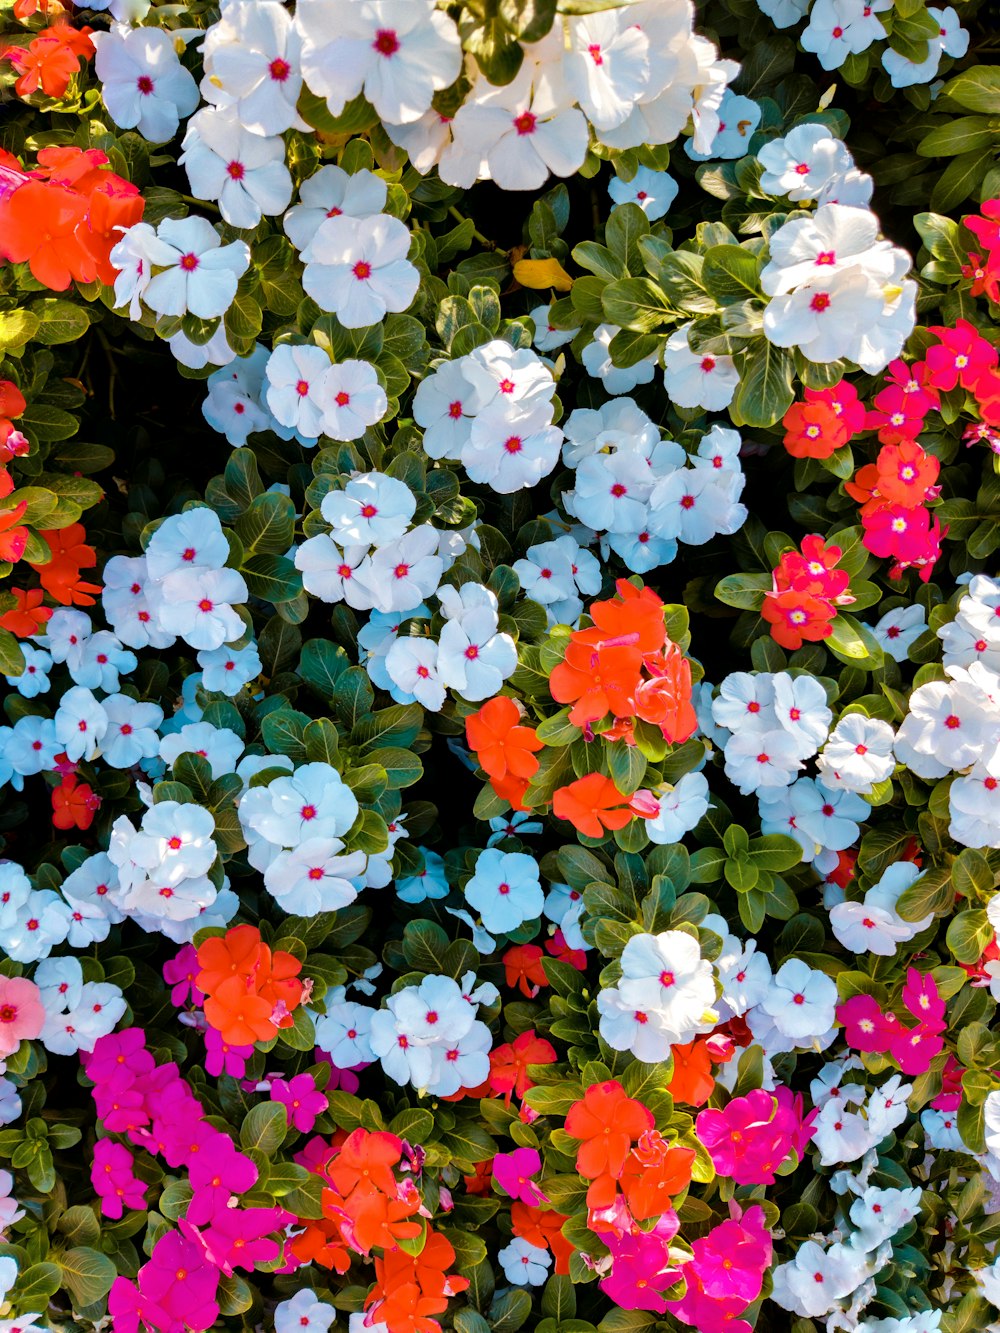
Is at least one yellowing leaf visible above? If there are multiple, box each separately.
[513,257,574,291]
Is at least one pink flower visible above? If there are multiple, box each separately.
[270,1072,327,1133]
[163,944,205,1008]
[695,1087,812,1186]
[196,1204,287,1274]
[902,969,946,1031]
[666,1204,771,1332]
[204,1027,252,1078]
[187,1134,258,1225]
[837,994,897,1052]
[492,1148,547,1206]
[889,1024,944,1076]
[0,975,44,1058]
[599,1224,680,1312]
[138,1232,220,1331]
[85,1028,154,1086]
[92,1139,148,1220]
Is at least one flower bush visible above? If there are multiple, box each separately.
[0,0,998,1330]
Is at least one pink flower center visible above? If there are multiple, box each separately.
[373,29,400,56]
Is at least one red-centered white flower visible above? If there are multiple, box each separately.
[384,637,445,711]
[385,109,455,174]
[437,583,517,702]
[158,722,244,782]
[763,269,886,366]
[761,203,889,296]
[565,449,653,535]
[201,0,305,136]
[264,838,366,916]
[829,900,910,956]
[321,472,415,547]
[301,214,419,328]
[283,164,387,252]
[723,728,804,795]
[357,524,443,613]
[608,165,678,221]
[93,27,199,144]
[296,0,462,126]
[649,466,747,546]
[247,762,360,849]
[320,359,388,441]
[816,714,896,793]
[54,687,108,763]
[294,537,375,610]
[462,340,556,414]
[662,322,740,410]
[264,344,332,440]
[565,11,651,132]
[757,123,856,202]
[445,67,589,192]
[614,929,716,1043]
[155,567,249,651]
[145,508,230,580]
[895,678,998,772]
[101,696,163,770]
[141,216,251,320]
[180,107,293,229]
[952,763,1000,849]
[109,222,161,321]
[412,358,484,461]
[462,401,563,495]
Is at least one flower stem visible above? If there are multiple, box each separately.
[447,206,496,250]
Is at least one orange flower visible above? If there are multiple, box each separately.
[347,1188,422,1254]
[489,1028,557,1101]
[0,588,51,637]
[0,382,26,422]
[288,1214,351,1273]
[503,943,548,998]
[203,975,277,1047]
[549,638,643,726]
[368,1232,468,1333]
[32,523,101,606]
[667,1039,717,1106]
[633,643,697,743]
[51,772,99,830]
[511,1201,574,1275]
[552,773,633,838]
[761,587,837,651]
[0,471,28,564]
[78,173,145,285]
[465,696,542,809]
[196,924,265,994]
[0,178,91,290]
[256,947,305,1023]
[463,1159,493,1195]
[590,579,667,654]
[782,400,847,459]
[564,1080,654,1207]
[620,1129,695,1220]
[876,439,939,509]
[844,461,879,507]
[326,1128,402,1198]
[8,21,94,98]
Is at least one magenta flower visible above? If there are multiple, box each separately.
[665,1203,771,1332]
[492,1148,547,1206]
[902,968,946,1031]
[85,1028,155,1086]
[204,1026,253,1078]
[197,1204,286,1274]
[163,944,205,1008]
[138,1232,220,1331]
[695,1087,808,1186]
[91,1139,147,1220]
[270,1073,327,1133]
[837,993,897,1052]
[600,1230,680,1312]
[108,1276,173,1333]
[187,1135,258,1225]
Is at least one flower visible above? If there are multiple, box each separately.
[465,848,543,934]
[499,1237,551,1286]
[140,216,251,319]
[552,773,634,837]
[201,0,305,136]
[0,976,44,1057]
[181,107,293,229]
[92,26,199,143]
[302,213,420,327]
[565,1080,654,1204]
[761,959,837,1041]
[608,165,678,220]
[663,323,740,410]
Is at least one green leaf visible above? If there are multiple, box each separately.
[730,338,794,427]
[235,492,295,557]
[241,554,302,604]
[298,638,349,698]
[942,66,1000,114]
[896,867,953,923]
[30,298,93,344]
[240,1102,288,1154]
[601,277,672,332]
[12,1262,62,1307]
[0,629,25,678]
[825,614,884,667]
[714,572,771,610]
[57,1247,117,1308]
[605,202,650,273]
[0,308,40,351]
[930,147,997,212]
[702,244,762,304]
[918,117,999,157]
[655,251,717,314]
[947,909,992,965]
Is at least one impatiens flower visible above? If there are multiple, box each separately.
[302,214,420,327]
[498,1237,551,1287]
[565,1080,654,1204]
[466,696,543,810]
[464,848,543,935]
[200,0,305,137]
[492,1149,547,1206]
[696,1087,815,1185]
[181,107,293,229]
[270,1073,327,1133]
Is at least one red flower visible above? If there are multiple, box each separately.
[781,400,847,459]
[503,944,548,998]
[7,21,94,99]
[52,772,100,830]
[552,773,633,838]
[0,588,51,637]
[31,522,101,605]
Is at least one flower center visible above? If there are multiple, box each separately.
[514,111,537,136]
[353,260,372,280]
[269,57,291,82]
[373,28,400,56]
[136,75,154,95]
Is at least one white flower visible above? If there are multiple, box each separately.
[55,686,108,762]
[413,358,482,461]
[146,508,230,581]
[6,644,51,699]
[274,1289,336,1333]
[436,586,517,702]
[642,772,710,844]
[771,1240,873,1318]
[0,865,31,931]
[762,959,837,1041]
[159,722,244,780]
[530,304,580,353]
[499,1238,551,1286]
[649,467,747,545]
[5,716,58,778]
[685,90,761,160]
[724,728,804,794]
[43,608,92,669]
[181,107,293,229]
[882,6,967,87]
[772,672,832,758]
[109,222,162,322]
[155,567,249,651]
[865,1074,912,1139]
[141,216,251,320]
[201,0,305,136]
[464,848,543,934]
[358,525,443,613]
[812,1101,874,1166]
[294,537,375,608]
[320,360,389,441]
[296,0,462,126]
[130,801,218,884]
[102,696,164,769]
[314,1000,375,1068]
[864,861,932,938]
[608,165,677,220]
[302,214,419,327]
[464,340,556,413]
[616,929,716,1041]
[92,27,199,143]
[463,402,563,495]
[1,890,71,964]
[801,0,883,70]
[243,762,359,849]
[565,12,650,131]
[951,764,1000,849]
[265,839,366,916]
[581,323,657,394]
[198,642,262,696]
[830,900,911,956]
[385,109,455,174]
[663,323,740,410]
[284,165,387,252]
[265,343,335,440]
[396,847,449,904]
[872,603,927,662]
[69,631,136,693]
[758,124,856,201]
[567,449,653,535]
[717,938,772,1016]
[817,714,896,793]
[384,637,445,711]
